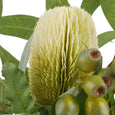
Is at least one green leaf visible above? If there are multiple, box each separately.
[0,80,7,114]
[100,0,115,30]
[75,90,88,115]
[0,79,10,113]
[0,101,10,114]
[46,0,70,10]
[81,0,100,15]
[98,31,115,47]
[110,96,115,115]
[0,0,2,17]
[0,45,28,81]
[0,15,38,39]
[0,45,19,65]
[18,34,33,72]
[2,62,38,113]
[0,109,7,114]
[38,107,49,115]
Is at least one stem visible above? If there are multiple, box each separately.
[108,92,114,115]
[109,102,113,115]
[0,102,6,112]
[107,92,114,104]
[80,40,88,49]
[107,56,115,67]
[110,106,115,111]
[1,85,4,102]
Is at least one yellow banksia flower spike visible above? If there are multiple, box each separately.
[29,6,98,105]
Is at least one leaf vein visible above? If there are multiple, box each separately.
[13,81,26,113]
[0,26,34,31]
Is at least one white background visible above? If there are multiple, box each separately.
[0,0,115,88]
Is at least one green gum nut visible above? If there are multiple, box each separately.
[98,68,115,92]
[85,96,109,115]
[76,48,101,73]
[82,75,107,97]
[55,94,79,115]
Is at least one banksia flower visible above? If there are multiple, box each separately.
[29,6,98,105]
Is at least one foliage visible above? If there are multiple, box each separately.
[0,0,2,17]
[98,31,115,47]
[0,15,38,39]
[46,0,70,10]
[2,62,39,114]
[75,90,88,115]
[0,0,115,115]
[0,45,19,65]
[100,0,115,30]
[81,0,100,15]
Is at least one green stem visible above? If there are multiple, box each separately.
[1,85,4,102]
[107,92,114,104]
[80,40,88,49]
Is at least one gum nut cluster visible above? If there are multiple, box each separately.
[76,48,110,115]
[55,48,110,115]
[28,6,98,105]
[76,48,107,97]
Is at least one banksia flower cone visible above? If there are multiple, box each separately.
[29,6,98,105]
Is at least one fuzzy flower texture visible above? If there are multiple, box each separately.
[29,6,98,105]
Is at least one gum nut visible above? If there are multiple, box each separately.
[85,96,109,115]
[98,68,115,87]
[76,48,101,73]
[82,75,107,97]
[29,6,98,105]
[108,79,115,93]
[55,94,79,115]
